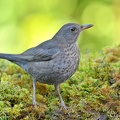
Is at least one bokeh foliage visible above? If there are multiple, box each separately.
[0,0,120,53]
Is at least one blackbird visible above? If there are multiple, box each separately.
[0,23,93,111]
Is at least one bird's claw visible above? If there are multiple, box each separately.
[32,98,38,106]
[60,101,69,111]
[58,101,70,116]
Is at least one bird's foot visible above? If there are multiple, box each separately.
[59,101,69,111]
[32,98,38,106]
[58,101,70,116]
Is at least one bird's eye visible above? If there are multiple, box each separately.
[71,27,76,32]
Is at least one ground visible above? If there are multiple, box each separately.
[0,45,120,120]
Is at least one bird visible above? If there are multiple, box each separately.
[0,23,93,111]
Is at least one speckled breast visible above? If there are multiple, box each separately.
[28,43,80,85]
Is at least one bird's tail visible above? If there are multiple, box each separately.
[0,53,29,72]
[0,53,26,64]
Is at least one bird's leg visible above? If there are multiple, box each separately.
[32,79,38,106]
[54,84,68,112]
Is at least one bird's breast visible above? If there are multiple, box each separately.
[51,43,80,83]
[28,43,80,85]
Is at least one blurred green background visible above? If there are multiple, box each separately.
[0,0,119,53]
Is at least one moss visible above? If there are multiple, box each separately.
[0,45,120,119]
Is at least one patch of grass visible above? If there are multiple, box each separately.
[0,45,120,119]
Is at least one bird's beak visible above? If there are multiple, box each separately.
[81,24,94,30]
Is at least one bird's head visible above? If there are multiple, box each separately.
[54,23,93,44]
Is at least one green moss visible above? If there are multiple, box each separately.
[0,45,120,119]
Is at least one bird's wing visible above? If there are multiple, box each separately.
[19,40,60,62]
